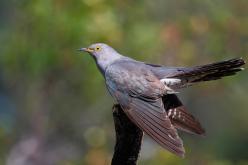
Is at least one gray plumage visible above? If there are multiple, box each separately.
[79,43,245,157]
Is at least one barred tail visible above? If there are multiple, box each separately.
[174,58,245,83]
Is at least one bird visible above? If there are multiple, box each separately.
[78,43,245,157]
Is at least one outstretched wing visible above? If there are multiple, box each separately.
[106,61,185,157]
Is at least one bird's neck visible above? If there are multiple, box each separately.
[95,53,124,75]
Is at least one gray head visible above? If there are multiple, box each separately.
[78,43,123,73]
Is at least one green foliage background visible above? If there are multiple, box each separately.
[0,0,247,164]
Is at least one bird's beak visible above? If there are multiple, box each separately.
[77,47,94,53]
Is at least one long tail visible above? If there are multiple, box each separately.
[173,58,245,83]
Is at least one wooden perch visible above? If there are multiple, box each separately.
[111,104,143,165]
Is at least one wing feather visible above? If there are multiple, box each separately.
[163,94,205,135]
[130,111,184,155]
[123,97,185,157]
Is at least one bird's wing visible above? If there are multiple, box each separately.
[124,96,185,157]
[106,61,185,157]
[163,94,205,135]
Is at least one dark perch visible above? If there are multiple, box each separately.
[112,104,143,165]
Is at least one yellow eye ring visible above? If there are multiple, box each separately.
[95,46,101,51]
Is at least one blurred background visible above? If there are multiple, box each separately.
[0,0,247,164]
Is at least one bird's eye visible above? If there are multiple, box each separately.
[95,46,101,51]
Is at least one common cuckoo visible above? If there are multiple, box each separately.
[79,43,245,157]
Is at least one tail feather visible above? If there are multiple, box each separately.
[192,68,243,82]
[172,58,245,83]
[163,94,205,135]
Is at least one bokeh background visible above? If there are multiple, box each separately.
[0,0,247,165]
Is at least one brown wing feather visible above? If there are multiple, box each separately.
[168,106,205,135]
[123,97,185,157]
[163,94,205,135]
